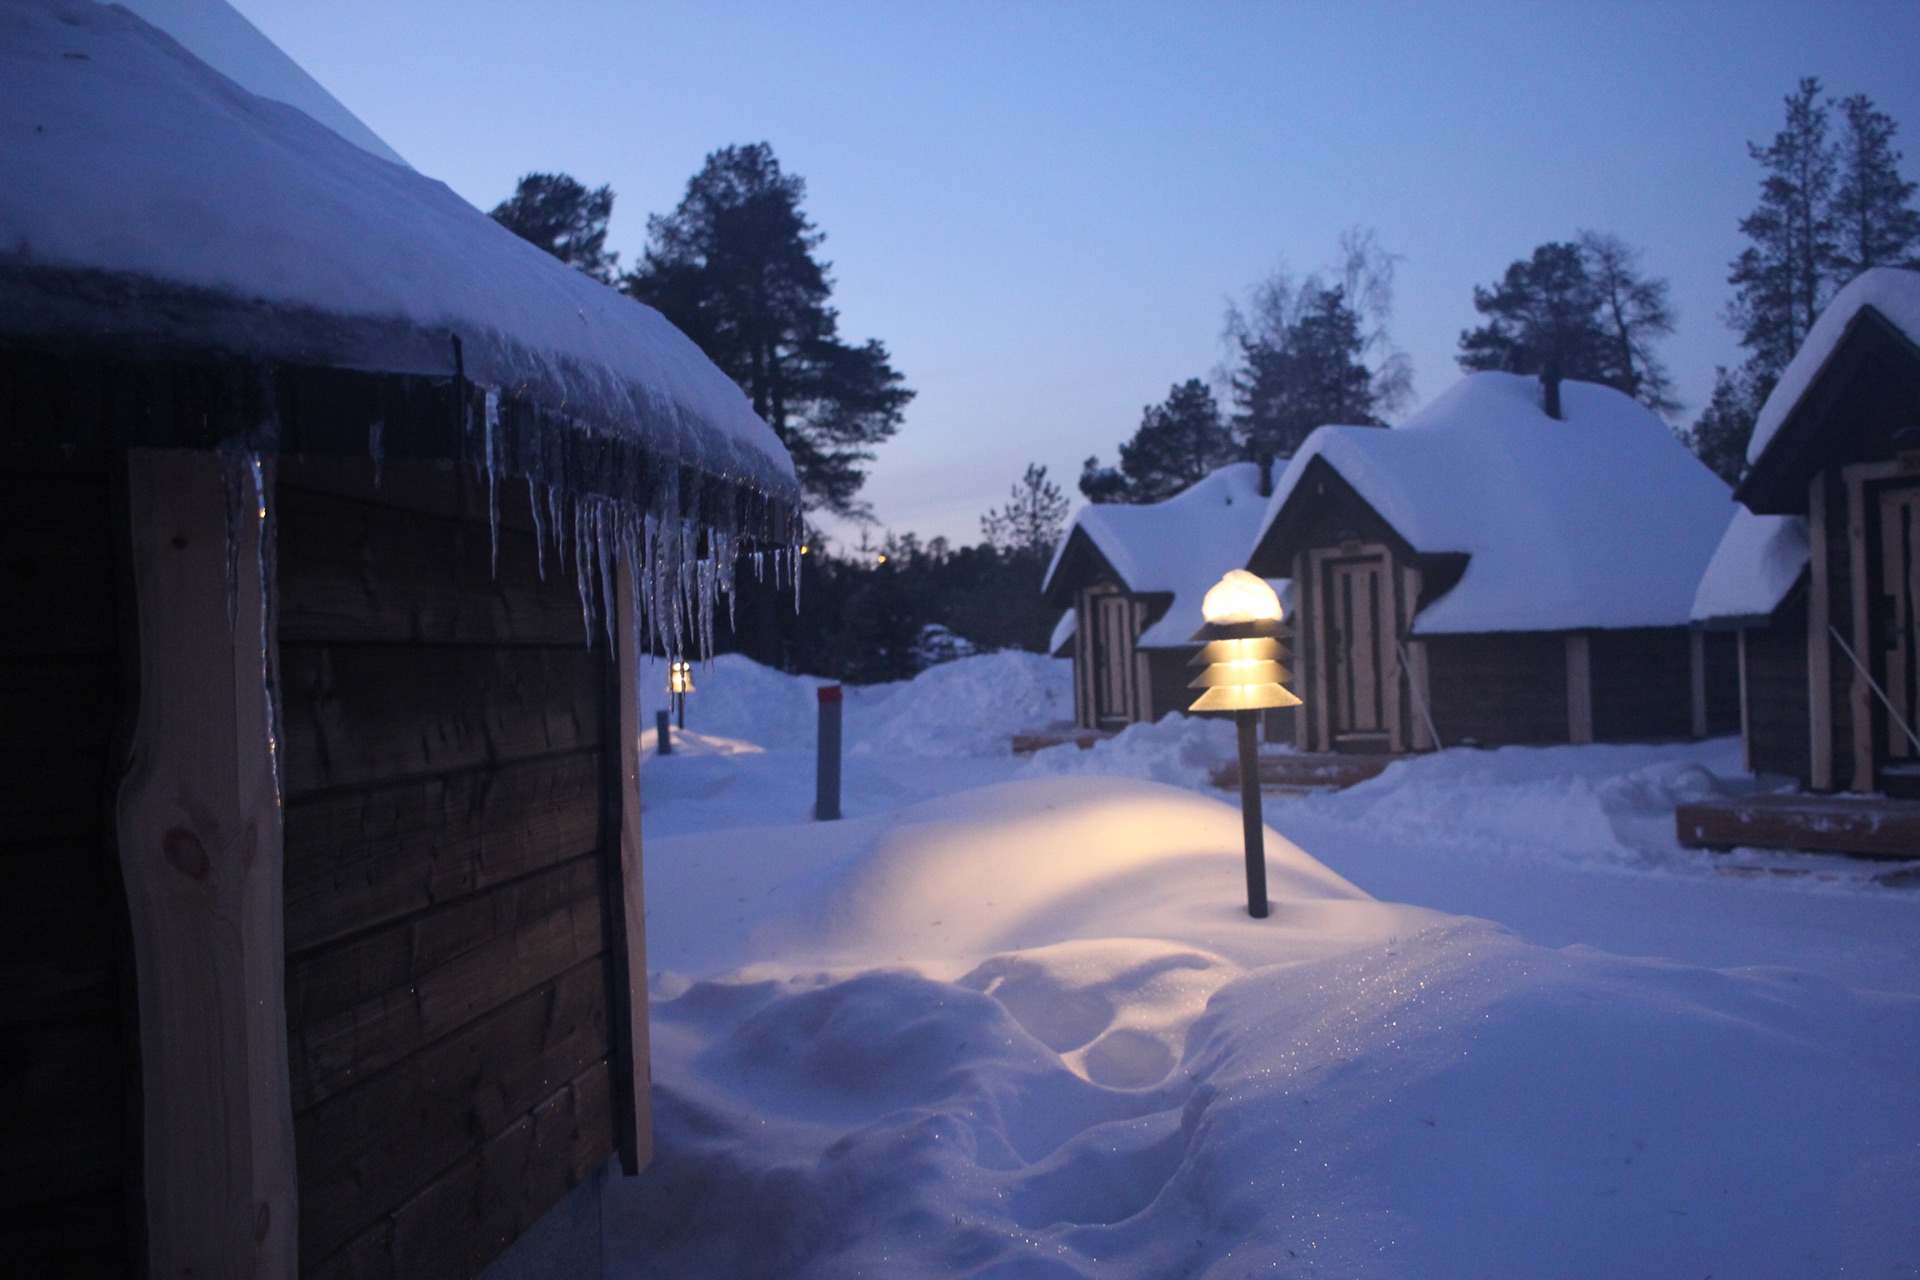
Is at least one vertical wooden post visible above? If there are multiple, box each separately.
[1566,633,1593,745]
[1293,554,1311,750]
[1845,467,1874,792]
[1737,628,1752,776]
[609,560,654,1173]
[1809,472,1833,790]
[1689,630,1709,739]
[1308,551,1332,752]
[1072,591,1092,730]
[115,449,296,1280]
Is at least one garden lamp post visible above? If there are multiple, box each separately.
[669,659,694,730]
[1189,570,1301,918]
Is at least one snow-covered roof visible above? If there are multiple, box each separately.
[1048,609,1076,657]
[1748,268,1920,466]
[0,0,798,513]
[1690,509,1808,624]
[1043,463,1279,648]
[117,0,407,166]
[1257,372,1737,634]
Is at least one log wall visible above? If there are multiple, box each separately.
[1746,598,1813,783]
[1423,631,1568,746]
[276,460,616,1280]
[0,461,138,1278]
[1590,627,1694,743]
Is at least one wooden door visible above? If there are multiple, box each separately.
[1092,593,1137,727]
[1879,485,1920,774]
[1326,556,1390,747]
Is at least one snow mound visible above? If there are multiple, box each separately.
[1026,714,1238,790]
[851,651,1075,759]
[1258,372,1737,634]
[613,914,1920,1277]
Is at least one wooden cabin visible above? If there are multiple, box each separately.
[1041,464,1292,735]
[1689,268,1920,831]
[1245,372,1739,753]
[0,5,799,1278]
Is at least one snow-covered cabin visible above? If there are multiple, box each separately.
[1041,463,1290,733]
[1693,268,1920,798]
[1244,372,1738,753]
[0,4,798,1278]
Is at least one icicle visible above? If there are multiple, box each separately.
[528,476,547,582]
[220,450,246,634]
[247,454,283,811]
[482,387,501,577]
[367,418,385,488]
[547,485,566,573]
[573,496,595,648]
[596,500,619,654]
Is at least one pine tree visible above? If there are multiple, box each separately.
[623,144,913,516]
[982,464,1070,555]
[489,173,618,283]
[1458,235,1675,413]
[1727,78,1840,383]
[1579,231,1678,413]
[1831,93,1920,277]
[1081,379,1236,504]
[1232,282,1378,474]
[1686,367,1762,486]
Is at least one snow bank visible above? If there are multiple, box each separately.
[0,0,796,503]
[1028,713,1239,790]
[621,770,1920,1278]
[1044,463,1280,648]
[1259,373,1737,634]
[1749,267,1920,465]
[1691,507,1809,623]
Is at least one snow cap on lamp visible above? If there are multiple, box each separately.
[1189,570,1300,711]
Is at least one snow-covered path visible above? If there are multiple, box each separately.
[612,653,1920,1278]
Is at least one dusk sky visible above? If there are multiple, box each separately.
[230,1,1920,549]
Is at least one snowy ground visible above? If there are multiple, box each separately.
[612,652,1920,1278]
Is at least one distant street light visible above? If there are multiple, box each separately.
[1189,570,1301,918]
[668,659,694,730]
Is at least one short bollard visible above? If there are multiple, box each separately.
[815,684,842,821]
[655,709,672,756]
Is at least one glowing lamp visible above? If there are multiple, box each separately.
[1188,570,1302,919]
[668,659,694,729]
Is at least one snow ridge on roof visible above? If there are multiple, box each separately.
[1044,463,1275,648]
[1259,372,1736,634]
[116,0,408,166]
[1748,268,1920,466]
[1690,508,1808,624]
[0,0,796,504]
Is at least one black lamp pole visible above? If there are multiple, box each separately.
[1235,708,1268,918]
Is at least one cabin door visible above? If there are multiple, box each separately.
[1878,484,1920,789]
[1325,555,1391,750]
[1091,593,1138,727]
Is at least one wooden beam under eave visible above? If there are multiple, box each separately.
[116,449,297,1280]
[1808,472,1833,791]
[1566,633,1594,745]
[611,558,654,1174]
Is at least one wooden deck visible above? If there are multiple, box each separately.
[1675,794,1920,859]
[1011,725,1116,754]
[1209,751,1395,792]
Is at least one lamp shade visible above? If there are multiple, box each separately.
[1188,571,1299,714]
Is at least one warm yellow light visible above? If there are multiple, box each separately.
[877,553,888,563]
[1201,569,1283,624]
[1189,683,1302,711]
[668,660,695,694]
[800,544,810,555]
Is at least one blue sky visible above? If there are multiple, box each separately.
[231,1,1920,546]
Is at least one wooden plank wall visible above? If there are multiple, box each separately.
[1423,632,1568,746]
[276,460,614,1280]
[1747,599,1813,783]
[0,461,138,1278]
[1589,628,1693,743]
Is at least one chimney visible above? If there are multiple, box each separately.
[1541,357,1563,420]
